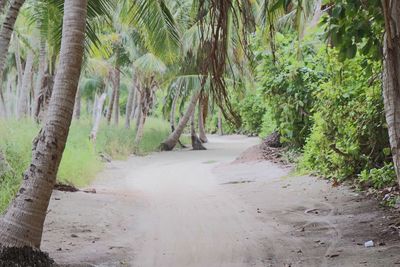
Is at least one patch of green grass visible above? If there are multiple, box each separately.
[0,117,172,213]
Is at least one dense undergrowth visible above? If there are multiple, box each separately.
[0,117,171,212]
[235,31,396,190]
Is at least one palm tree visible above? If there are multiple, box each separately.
[381,0,400,184]
[0,0,88,248]
[0,0,26,115]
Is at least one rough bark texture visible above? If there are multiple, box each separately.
[170,87,180,132]
[33,71,54,123]
[191,105,206,150]
[17,51,34,118]
[198,97,208,143]
[0,0,87,248]
[160,92,200,151]
[90,93,107,141]
[125,74,137,128]
[0,0,26,113]
[382,0,400,185]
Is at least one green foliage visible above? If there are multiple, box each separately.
[258,33,327,147]
[358,164,396,190]
[321,0,383,62]
[0,117,171,213]
[239,93,266,134]
[300,53,390,181]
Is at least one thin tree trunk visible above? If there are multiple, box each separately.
[135,88,143,130]
[17,50,34,118]
[0,0,87,248]
[218,108,224,135]
[131,86,138,120]
[125,75,137,128]
[92,95,98,123]
[106,72,116,125]
[0,0,26,113]
[34,39,46,120]
[160,91,201,151]
[170,87,180,132]
[90,93,107,141]
[113,69,120,126]
[191,104,206,150]
[74,85,81,120]
[198,98,208,143]
[382,0,400,186]
[134,87,150,150]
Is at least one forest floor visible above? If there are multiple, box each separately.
[42,135,400,267]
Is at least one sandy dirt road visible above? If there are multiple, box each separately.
[42,135,400,267]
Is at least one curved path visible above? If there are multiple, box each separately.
[42,136,400,267]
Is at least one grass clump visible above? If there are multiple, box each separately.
[0,117,171,213]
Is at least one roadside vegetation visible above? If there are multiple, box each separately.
[0,117,171,212]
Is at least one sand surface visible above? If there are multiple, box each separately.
[42,135,400,266]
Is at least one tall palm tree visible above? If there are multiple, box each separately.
[0,0,88,248]
[0,0,26,115]
[381,0,400,185]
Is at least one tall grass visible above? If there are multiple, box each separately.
[0,117,171,212]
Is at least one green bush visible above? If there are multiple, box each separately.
[257,33,327,147]
[239,93,266,134]
[300,53,390,181]
[358,164,396,190]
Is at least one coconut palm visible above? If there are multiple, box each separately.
[0,0,88,248]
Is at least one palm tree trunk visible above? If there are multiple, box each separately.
[90,92,107,141]
[131,87,138,120]
[161,91,200,151]
[17,50,34,118]
[113,69,120,126]
[0,0,87,248]
[170,87,180,132]
[34,39,46,120]
[125,75,137,128]
[382,0,400,186]
[191,104,206,150]
[134,88,149,150]
[0,0,6,13]
[74,85,81,120]
[0,0,26,113]
[198,98,208,143]
[106,73,116,125]
[218,108,224,135]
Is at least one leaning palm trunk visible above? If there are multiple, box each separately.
[125,75,137,128]
[191,105,206,150]
[382,0,400,185]
[0,0,26,114]
[17,50,34,118]
[198,98,208,143]
[0,0,87,248]
[160,91,201,151]
[90,93,107,141]
[106,70,116,125]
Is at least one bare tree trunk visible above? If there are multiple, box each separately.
[106,73,116,125]
[34,71,54,123]
[0,0,87,248]
[113,69,120,126]
[74,85,81,120]
[0,0,26,113]
[198,97,208,143]
[125,75,137,128]
[90,93,106,141]
[0,0,6,13]
[34,39,46,120]
[382,0,400,186]
[191,104,206,150]
[161,91,200,151]
[134,87,151,150]
[17,50,34,118]
[170,87,180,132]
[131,86,138,120]
[218,108,224,135]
